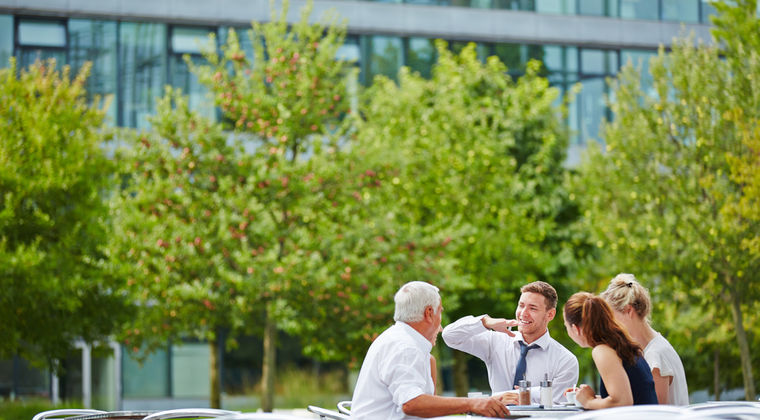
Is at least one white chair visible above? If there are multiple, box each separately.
[33,409,107,420]
[214,414,307,420]
[564,404,685,420]
[336,401,351,415]
[685,401,760,419]
[142,408,240,420]
[306,405,349,420]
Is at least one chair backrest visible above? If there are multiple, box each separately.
[142,408,239,420]
[211,414,306,420]
[336,401,351,415]
[306,405,350,420]
[33,409,107,420]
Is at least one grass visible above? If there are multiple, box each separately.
[0,399,81,420]
[225,367,351,411]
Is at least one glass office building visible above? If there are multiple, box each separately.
[0,0,716,408]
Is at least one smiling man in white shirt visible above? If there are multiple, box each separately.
[442,281,578,405]
[351,281,511,419]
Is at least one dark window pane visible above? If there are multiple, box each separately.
[621,0,659,20]
[69,19,118,124]
[122,347,169,398]
[363,35,403,82]
[0,15,12,68]
[536,0,576,14]
[581,49,617,75]
[406,37,436,78]
[493,0,534,10]
[579,77,607,144]
[662,0,699,22]
[701,0,718,23]
[18,49,65,70]
[170,54,215,120]
[579,0,618,16]
[119,22,166,128]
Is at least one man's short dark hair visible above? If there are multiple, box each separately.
[520,281,558,310]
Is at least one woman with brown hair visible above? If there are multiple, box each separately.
[563,292,657,409]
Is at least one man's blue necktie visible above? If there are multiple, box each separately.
[513,341,540,388]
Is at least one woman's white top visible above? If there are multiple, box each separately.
[643,332,689,405]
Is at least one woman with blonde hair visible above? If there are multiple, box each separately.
[563,292,657,409]
[601,273,689,405]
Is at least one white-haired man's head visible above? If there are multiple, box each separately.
[393,281,441,323]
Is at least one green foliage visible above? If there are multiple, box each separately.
[0,399,81,420]
[353,41,586,351]
[0,58,126,367]
[573,0,760,398]
[111,0,450,372]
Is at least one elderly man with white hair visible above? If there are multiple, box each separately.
[350,281,511,419]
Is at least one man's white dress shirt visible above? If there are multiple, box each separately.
[351,322,434,419]
[442,315,578,404]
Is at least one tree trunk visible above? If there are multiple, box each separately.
[453,350,469,397]
[210,338,221,409]
[726,280,756,400]
[261,305,277,412]
[713,347,721,401]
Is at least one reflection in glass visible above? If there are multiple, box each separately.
[406,37,436,79]
[536,0,576,14]
[621,0,659,20]
[172,27,215,54]
[621,49,657,97]
[579,77,607,144]
[581,49,618,75]
[18,20,66,47]
[662,0,699,22]
[69,19,118,124]
[0,16,13,68]
[119,22,167,128]
[122,347,169,398]
[17,19,67,70]
[363,35,403,83]
[701,0,718,23]
[170,54,216,121]
[492,0,534,10]
[579,0,618,16]
[337,36,361,63]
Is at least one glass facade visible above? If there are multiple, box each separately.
[17,19,67,69]
[119,22,167,129]
[69,19,118,123]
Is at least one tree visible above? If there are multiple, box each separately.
[352,41,587,394]
[573,0,760,400]
[0,58,126,367]
[112,0,451,410]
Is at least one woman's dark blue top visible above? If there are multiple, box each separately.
[600,355,658,404]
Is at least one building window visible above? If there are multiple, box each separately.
[535,0,576,14]
[16,19,67,70]
[701,0,718,23]
[620,0,660,20]
[579,0,619,17]
[0,15,12,68]
[662,0,699,22]
[169,26,217,121]
[119,22,167,128]
[406,37,436,79]
[578,48,618,144]
[69,19,118,124]
[361,35,403,83]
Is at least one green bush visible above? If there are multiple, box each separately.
[0,399,80,420]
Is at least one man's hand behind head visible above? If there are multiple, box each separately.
[482,315,518,336]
